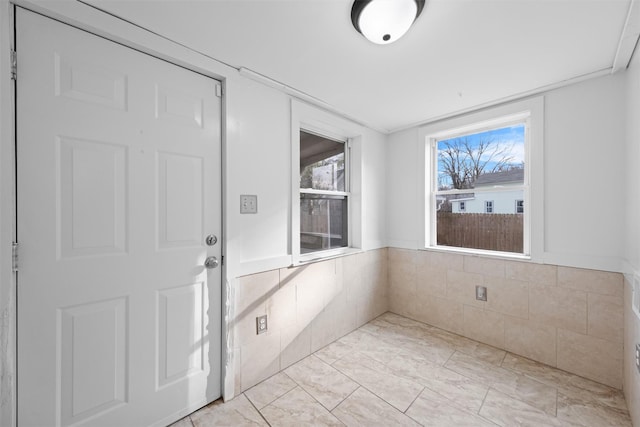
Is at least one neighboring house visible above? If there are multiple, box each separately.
[436,193,473,213]
[451,169,524,214]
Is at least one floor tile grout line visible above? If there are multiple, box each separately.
[442,347,457,366]
[498,349,507,366]
[344,375,419,415]
[329,349,419,414]
[244,391,273,427]
[377,318,504,425]
[421,383,486,418]
[330,385,362,416]
[477,386,491,416]
[438,352,565,418]
[286,352,361,413]
[382,323,512,417]
[286,384,347,422]
[403,385,426,415]
[246,371,299,410]
[502,352,629,409]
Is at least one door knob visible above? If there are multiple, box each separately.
[204,256,219,269]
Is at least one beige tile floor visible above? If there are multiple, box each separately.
[172,312,632,427]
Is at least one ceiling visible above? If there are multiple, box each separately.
[84,0,637,133]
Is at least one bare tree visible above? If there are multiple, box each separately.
[438,137,516,190]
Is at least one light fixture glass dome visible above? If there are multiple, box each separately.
[351,0,425,45]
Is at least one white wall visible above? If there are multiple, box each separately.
[623,47,640,426]
[543,73,626,270]
[225,78,292,277]
[359,127,388,249]
[625,47,640,277]
[387,73,627,272]
[386,127,420,249]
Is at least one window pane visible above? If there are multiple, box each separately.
[434,124,525,254]
[300,195,347,253]
[300,131,345,191]
[436,211,523,253]
[437,124,525,191]
[485,201,493,213]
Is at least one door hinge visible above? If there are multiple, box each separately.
[10,50,16,81]
[215,84,223,98]
[11,242,18,272]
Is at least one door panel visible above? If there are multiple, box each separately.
[17,8,222,427]
[157,282,205,387]
[58,136,129,258]
[60,297,129,426]
[157,152,204,248]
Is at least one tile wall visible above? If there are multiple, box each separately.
[232,246,627,398]
[388,248,624,389]
[232,249,388,392]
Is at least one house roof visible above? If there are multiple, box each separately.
[475,169,524,186]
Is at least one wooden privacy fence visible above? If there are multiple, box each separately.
[437,213,523,253]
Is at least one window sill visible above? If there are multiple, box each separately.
[295,247,363,265]
[423,245,531,261]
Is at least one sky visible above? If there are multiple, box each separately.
[437,124,525,188]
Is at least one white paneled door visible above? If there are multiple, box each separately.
[16,9,222,427]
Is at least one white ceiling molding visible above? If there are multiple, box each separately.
[613,0,640,73]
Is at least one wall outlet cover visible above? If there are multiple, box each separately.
[256,315,267,335]
[475,285,487,301]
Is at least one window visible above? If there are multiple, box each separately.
[299,130,349,254]
[421,97,542,259]
[485,200,494,214]
[430,119,529,255]
[515,200,524,214]
[291,99,364,264]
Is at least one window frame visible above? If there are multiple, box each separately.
[485,200,494,214]
[291,100,364,264]
[419,96,544,261]
[299,130,351,255]
[459,201,466,212]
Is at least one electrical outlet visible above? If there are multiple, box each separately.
[476,285,487,301]
[256,315,267,335]
[636,344,640,374]
[240,195,258,214]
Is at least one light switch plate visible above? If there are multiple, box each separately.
[240,195,258,214]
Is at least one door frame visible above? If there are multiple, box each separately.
[0,2,231,425]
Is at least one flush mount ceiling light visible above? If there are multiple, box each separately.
[351,0,425,45]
